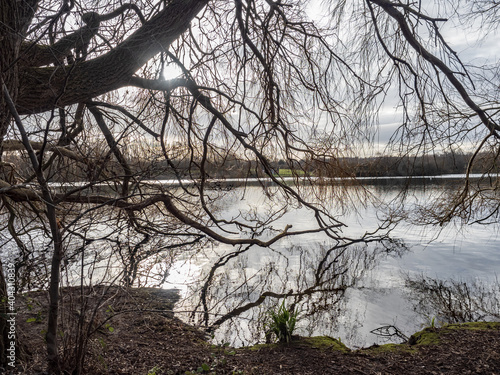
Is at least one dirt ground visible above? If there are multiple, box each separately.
[10,287,500,374]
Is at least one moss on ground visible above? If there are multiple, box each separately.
[444,321,500,331]
[245,336,349,352]
[298,336,350,353]
[243,322,500,357]
[245,343,278,351]
[408,327,441,346]
[364,322,500,355]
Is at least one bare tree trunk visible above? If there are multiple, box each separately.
[2,80,64,373]
[45,206,64,374]
[0,0,37,140]
[0,2,22,369]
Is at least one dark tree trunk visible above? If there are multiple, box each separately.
[0,0,37,130]
[17,0,208,115]
[45,205,64,374]
[0,0,37,369]
[0,7,18,369]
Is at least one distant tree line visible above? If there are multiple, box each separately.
[306,152,500,178]
[5,146,497,183]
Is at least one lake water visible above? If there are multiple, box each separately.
[163,176,500,348]
[3,175,498,348]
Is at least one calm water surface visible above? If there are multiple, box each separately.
[164,178,500,348]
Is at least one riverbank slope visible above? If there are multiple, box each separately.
[13,287,500,374]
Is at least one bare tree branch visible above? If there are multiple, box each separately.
[17,0,208,114]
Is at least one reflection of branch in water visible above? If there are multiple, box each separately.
[193,243,254,326]
[208,290,303,332]
[370,325,409,343]
[405,275,500,324]
[190,238,405,344]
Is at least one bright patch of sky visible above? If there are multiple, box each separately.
[163,63,183,80]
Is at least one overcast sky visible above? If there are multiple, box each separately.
[306,1,500,154]
[158,1,500,156]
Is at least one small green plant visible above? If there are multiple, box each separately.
[196,363,211,373]
[25,297,43,323]
[264,300,298,343]
[147,365,162,375]
[26,310,43,323]
[423,315,440,331]
[104,323,114,333]
[97,353,107,370]
[25,297,34,310]
[98,338,107,350]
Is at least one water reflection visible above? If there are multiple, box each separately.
[405,275,500,325]
[165,179,500,348]
[5,177,499,349]
[172,238,408,347]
